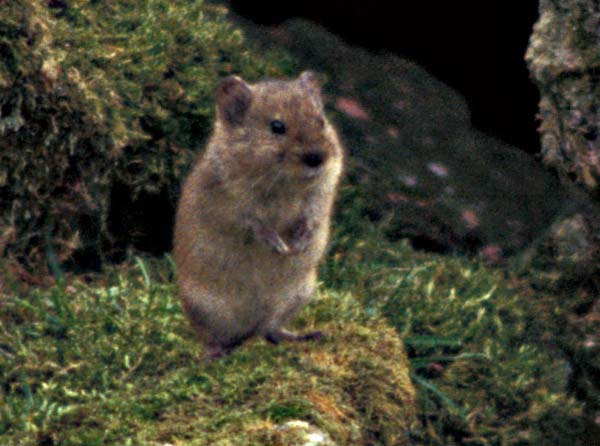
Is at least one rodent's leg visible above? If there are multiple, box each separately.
[265,329,323,345]
[204,343,231,361]
[203,340,243,361]
[288,216,314,253]
[244,217,290,254]
[265,277,320,344]
[204,327,258,361]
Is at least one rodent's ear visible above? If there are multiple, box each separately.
[298,70,323,109]
[298,70,321,95]
[216,76,253,126]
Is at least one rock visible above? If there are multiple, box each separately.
[525,1,600,422]
[274,420,336,446]
[523,0,600,287]
[526,0,600,198]
[549,213,596,271]
[244,19,566,257]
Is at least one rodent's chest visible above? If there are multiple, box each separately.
[254,192,307,230]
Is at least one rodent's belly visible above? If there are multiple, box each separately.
[227,245,312,292]
[199,237,318,329]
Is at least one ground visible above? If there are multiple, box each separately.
[2,184,597,445]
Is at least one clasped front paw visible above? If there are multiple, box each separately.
[287,217,313,253]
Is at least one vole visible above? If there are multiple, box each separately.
[173,71,344,359]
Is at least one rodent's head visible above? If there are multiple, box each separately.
[210,71,342,186]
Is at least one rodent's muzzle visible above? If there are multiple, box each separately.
[301,151,326,168]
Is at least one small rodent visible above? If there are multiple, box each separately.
[173,71,344,359]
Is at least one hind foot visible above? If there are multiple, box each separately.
[203,328,260,361]
[203,343,236,361]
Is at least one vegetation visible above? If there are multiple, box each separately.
[1,184,595,445]
[0,0,295,268]
[0,256,415,445]
[326,187,597,445]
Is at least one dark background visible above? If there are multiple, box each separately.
[228,0,541,154]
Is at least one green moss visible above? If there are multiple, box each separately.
[0,0,295,268]
[0,260,415,445]
[316,184,593,445]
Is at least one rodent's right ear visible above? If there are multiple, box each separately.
[298,70,324,111]
[216,76,253,126]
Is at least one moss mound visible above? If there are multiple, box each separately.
[0,266,415,445]
[0,0,293,269]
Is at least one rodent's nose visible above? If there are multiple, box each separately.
[301,151,325,168]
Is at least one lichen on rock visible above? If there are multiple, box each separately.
[526,0,600,196]
[525,0,600,427]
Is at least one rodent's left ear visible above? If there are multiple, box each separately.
[298,71,323,107]
[216,76,253,126]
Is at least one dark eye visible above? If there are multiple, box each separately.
[270,120,286,135]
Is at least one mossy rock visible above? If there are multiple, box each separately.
[0,270,416,445]
[525,2,600,418]
[0,0,294,270]
[526,0,600,196]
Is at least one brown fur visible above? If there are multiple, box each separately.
[173,72,344,359]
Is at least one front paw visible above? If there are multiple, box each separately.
[265,231,291,255]
[244,217,290,254]
[288,218,313,253]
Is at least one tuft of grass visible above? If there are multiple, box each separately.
[319,184,590,445]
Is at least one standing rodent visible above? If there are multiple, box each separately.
[173,71,344,359]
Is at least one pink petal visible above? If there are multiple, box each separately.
[386,192,410,203]
[335,97,371,120]
[427,162,449,177]
[398,174,418,188]
[462,209,480,229]
[479,244,504,263]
